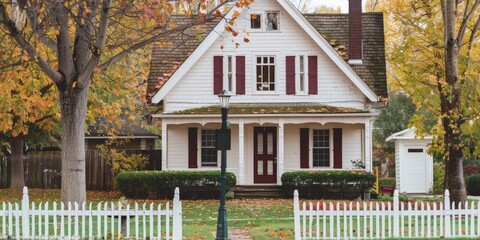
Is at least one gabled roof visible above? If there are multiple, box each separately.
[147,0,387,103]
[386,128,433,142]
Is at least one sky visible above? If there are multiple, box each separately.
[314,0,349,12]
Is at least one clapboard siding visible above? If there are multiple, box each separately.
[167,125,239,175]
[165,0,365,112]
[282,124,363,171]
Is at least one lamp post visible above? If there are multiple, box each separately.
[216,90,231,240]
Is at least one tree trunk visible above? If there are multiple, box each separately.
[443,0,467,205]
[59,83,89,204]
[9,135,24,188]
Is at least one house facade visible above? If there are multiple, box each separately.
[147,0,387,185]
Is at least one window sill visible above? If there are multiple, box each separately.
[295,93,309,96]
[253,92,279,95]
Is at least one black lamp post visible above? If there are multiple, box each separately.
[216,90,231,240]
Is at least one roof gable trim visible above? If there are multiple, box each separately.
[151,0,380,104]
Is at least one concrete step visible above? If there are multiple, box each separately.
[234,185,285,198]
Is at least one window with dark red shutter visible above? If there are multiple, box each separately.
[300,128,309,168]
[308,56,318,95]
[286,56,295,95]
[213,56,223,94]
[333,128,342,169]
[188,128,198,168]
[236,56,245,95]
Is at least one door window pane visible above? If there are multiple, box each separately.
[257,133,263,154]
[267,133,273,154]
[257,160,263,175]
[267,160,274,175]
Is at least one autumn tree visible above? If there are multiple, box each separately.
[0,0,253,203]
[0,33,59,189]
[378,0,480,203]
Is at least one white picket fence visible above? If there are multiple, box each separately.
[0,187,182,239]
[294,189,480,239]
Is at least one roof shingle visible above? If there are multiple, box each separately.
[147,12,387,100]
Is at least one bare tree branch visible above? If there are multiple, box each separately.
[0,2,62,84]
[457,0,479,45]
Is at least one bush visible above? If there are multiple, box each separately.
[281,171,375,200]
[429,162,445,194]
[467,174,480,196]
[117,171,237,199]
[464,164,480,177]
[379,177,395,187]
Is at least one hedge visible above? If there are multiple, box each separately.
[281,170,376,200]
[117,171,236,199]
[467,174,480,196]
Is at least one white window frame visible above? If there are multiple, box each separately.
[265,11,280,31]
[223,55,236,94]
[200,129,218,167]
[311,129,333,168]
[295,54,309,95]
[254,55,277,93]
[248,11,264,32]
[247,10,280,32]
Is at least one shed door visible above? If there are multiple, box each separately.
[404,147,427,193]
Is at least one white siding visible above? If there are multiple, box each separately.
[283,123,363,171]
[166,124,239,176]
[164,0,365,112]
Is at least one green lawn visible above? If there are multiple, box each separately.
[0,189,295,239]
[1,189,478,240]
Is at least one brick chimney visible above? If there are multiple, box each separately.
[349,0,363,65]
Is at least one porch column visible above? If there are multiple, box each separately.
[162,119,167,170]
[364,118,373,172]
[238,119,245,184]
[278,119,284,184]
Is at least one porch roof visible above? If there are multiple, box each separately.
[165,103,368,115]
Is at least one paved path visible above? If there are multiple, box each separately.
[229,229,254,240]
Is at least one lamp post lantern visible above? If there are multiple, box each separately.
[216,90,231,240]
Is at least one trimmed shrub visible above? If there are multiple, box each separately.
[117,171,236,199]
[281,171,375,200]
[467,174,480,196]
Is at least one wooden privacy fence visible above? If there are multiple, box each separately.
[0,187,182,239]
[294,189,480,239]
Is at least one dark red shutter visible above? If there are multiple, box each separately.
[236,56,245,95]
[286,56,296,95]
[188,128,198,168]
[333,128,342,169]
[214,56,223,94]
[300,128,309,168]
[308,56,318,95]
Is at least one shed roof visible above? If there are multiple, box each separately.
[386,128,433,142]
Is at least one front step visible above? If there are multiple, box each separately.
[233,185,285,199]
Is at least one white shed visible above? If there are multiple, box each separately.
[386,128,433,193]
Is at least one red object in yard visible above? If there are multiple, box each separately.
[380,185,395,196]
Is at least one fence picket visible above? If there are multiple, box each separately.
[316,202,320,239]
[293,189,479,240]
[14,203,19,239]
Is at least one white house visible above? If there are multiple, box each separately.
[147,0,388,185]
[386,128,434,193]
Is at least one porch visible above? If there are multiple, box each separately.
[156,103,378,185]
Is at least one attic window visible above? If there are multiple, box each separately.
[266,12,278,31]
[251,14,261,29]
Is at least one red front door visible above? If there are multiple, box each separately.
[254,127,277,183]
